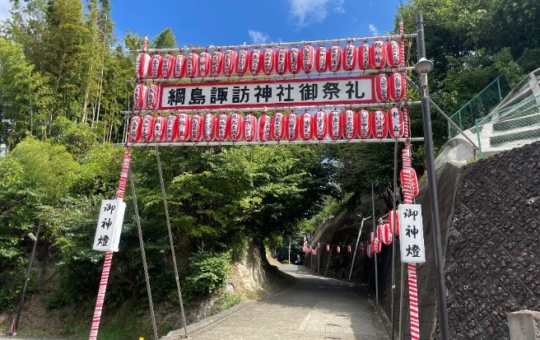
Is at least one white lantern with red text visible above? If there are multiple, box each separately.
[141,115,155,143]
[162,54,176,79]
[236,49,249,77]
[223,50,237,77]
[262,48,274,75]
[258,114,272,142]
[358,43,370,70]
[153,116,167,143]
[129,115,143,143]
[302,45,315,74]
[315,46,328,73]
[166,115,179,142]
[400,168,419,197]
[133,84,148,110]
[382,223,393,246]
[186,52,199,78]
[388,73,406,102]
[275,48,288,75]
[177,113,191,142]
[299,112,314,140]
[342,109,357,140]
[328,45,341,72]
[198,51,212,78]
[243,114,257,142]
[250,49,263,76]
[190,114,204,142]
[342,43,356,71]
[216,113,230,142]
[314,110,328,140]
[287,113,300,141]
[147,84,160,111]
[370,41,387,69]
[372,110,388,138]
[271,112,287,141]
[229,113,244,142]
[288,47,301,74]
[375,74,389,102]
[388,107,405,138]
[149,54,163,79]
[203,113,217,142]
[210,51,224,77]
[386,41,402,67]
[174,54,186,78]
[357,109,372,139]
[327,110,342,140]
[135,52,151,78]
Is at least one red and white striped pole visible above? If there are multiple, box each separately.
[89,148,131,340]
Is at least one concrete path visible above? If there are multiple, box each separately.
[166,264,389,340]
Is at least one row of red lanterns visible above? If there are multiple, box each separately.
[136,41,403,79]
[133,72,406,111]
[128,109,408,143]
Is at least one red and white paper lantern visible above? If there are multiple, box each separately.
[336,246,341,253]
[210,51,224,77]
[258,114,272,142]
[262,48,274,75]
[386,41,402,68]
[401,167,419,197]
[388,209,400,236]
[135,52,151,78]
[388,107,405,138]
[129,115,143,143]
[375,73,389,102]
[315,46,328,73]
[372,109,388,138]
[326,244,330,252]
[342,43,356,71]
[388,73,406,101]
[198,51,212,78]
[243,113,257,142]
[373,237,382,253]
[229,113,244,142]
[190,114,204,142]
[377,224,384,240]
[250,49,263,76]
[186,51,199,78]
[153,116,167,143]
[141,115,155,143]
[302,45,315,74]
[357,109,372,139]
[216,113,230,142]
[367,244,373,258]
[370,40,387,69]
[342,109,357,140]
[177,113,191,142]
[347,245,352,253]
[149,54,163,79]
[275,48,288,75]
[314,110,328,140]
[328,45,341,72]
[236,49,249,76]
[288,47,301,74]
[327,110,342,140]
[162,54,176,79]
[370,231,375,243]
[382,223,393,246]
[174,54,187,78]
[271,112,287,141]
[358,43,370,70]
[223,50,237,77]
[287,113,300,141]
[146,84,160,111]
[203,113,217,142]
[165,115,179,142]
[299,112,314,140]
[133,84,148,110]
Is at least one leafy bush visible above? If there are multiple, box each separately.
[184,250,231,296]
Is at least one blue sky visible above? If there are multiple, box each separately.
[110,0,404,48]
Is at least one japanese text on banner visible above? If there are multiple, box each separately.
[93,199,126,252]
[398,204,426,263]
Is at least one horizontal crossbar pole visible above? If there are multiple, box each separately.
[128,67,416,83]
[132,34,418,54]
[120,101,422,115]
[116,138,424,147]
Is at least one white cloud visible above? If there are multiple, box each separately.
[248,30,270,44]
[369,24,379,36]
[288,0,345,27]
[0,0,13,21]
